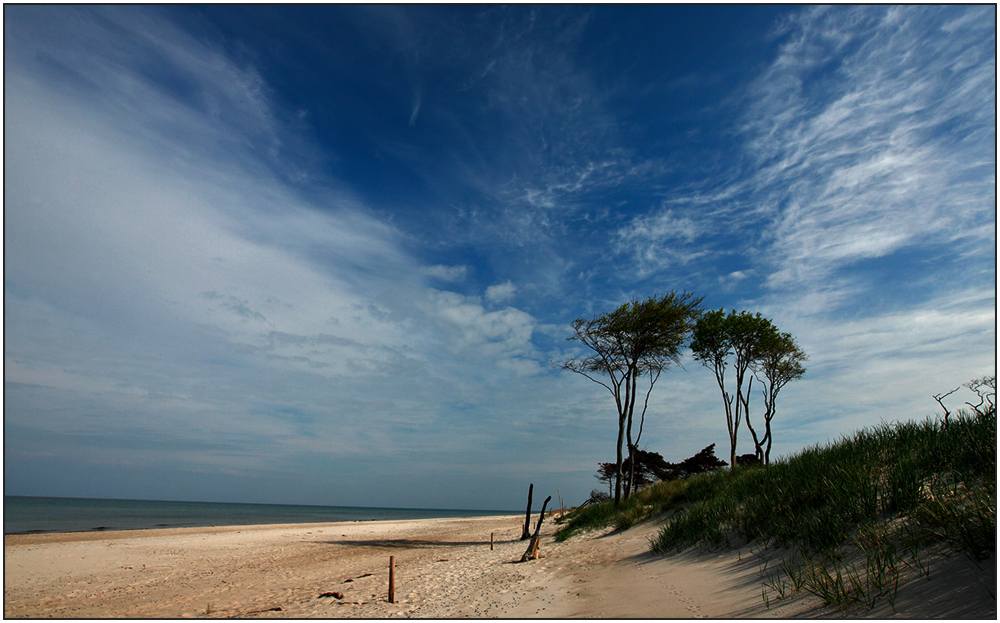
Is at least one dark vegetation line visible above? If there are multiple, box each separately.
[555,404,995,613]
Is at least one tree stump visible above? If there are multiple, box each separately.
[520,496,551,562]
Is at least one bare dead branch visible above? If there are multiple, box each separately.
[933,386,961,425]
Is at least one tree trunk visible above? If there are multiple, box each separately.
[626,367,642,499]
[744,377,759,461]
[714,365,738,471]
[725,391,737,469]
[520,483,533,540]
[613,415,625,505]
[731,366,749,470]
[520,496,552,562]
[764,430,773,465]
[743,378,764,462]
[763,399,775,466]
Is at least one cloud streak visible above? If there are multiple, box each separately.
[743,6,995,293]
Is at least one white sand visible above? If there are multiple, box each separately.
[4,513,995,618]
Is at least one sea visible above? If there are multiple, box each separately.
[4,495,518,535]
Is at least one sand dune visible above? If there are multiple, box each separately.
[4,513,995,618]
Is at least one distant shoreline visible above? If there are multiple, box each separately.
[3,495,519,536]
[4,515,521,547]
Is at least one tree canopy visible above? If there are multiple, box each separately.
[563,291,702,504]
[691,309,807,467]
[751,330,807,464]
[691,309,775,469]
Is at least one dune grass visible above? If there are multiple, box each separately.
[555,406,996,612]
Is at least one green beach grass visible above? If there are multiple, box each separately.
[555,406,995,612]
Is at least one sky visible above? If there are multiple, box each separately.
[4,5,996,511]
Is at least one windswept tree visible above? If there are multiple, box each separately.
[690,309,774,469]
[597,444,727,492]
[964,374,996,415]
[621,449,673,492]
[749,330,806,464]
[661,443,728,480]
[595,461,617,497]
[563,291,702,505]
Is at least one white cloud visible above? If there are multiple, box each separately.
[485,280,517,304]
[422,264,469,283]
[618,208,701,244]
[4,77,420,378]
[424,290,537,361]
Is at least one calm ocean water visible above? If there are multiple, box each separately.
[4,496,518,535]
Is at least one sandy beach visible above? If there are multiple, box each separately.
[5,512,995,618]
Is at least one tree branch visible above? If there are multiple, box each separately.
[634,366,661,449]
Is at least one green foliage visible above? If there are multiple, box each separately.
[752,332,807,463]
[564,444,730,541]
[652,407,995,613]
[554,497,623,540]
[689,308,730,368]
[691,308,775,369]
[565,291,704,381]
[595,450,670,495]
[556,476,692,541]
[651,408,995,555]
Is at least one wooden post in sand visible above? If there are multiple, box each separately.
[490,532,494,550]
[388,556,395,603]
[521,483,534,540]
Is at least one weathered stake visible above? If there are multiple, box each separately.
[490,532,494,550]
[388,555,395,603]
[521,483,534,540]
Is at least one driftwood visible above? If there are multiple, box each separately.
[520,483,534,540]
[520,495,551,562]
[244,606,282,614]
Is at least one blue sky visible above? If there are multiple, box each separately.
[4,5,995,511]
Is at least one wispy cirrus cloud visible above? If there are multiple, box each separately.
[742,5,995,295]
[614,208,710,276]
[609,6,994,306]
[400,7,668,246]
